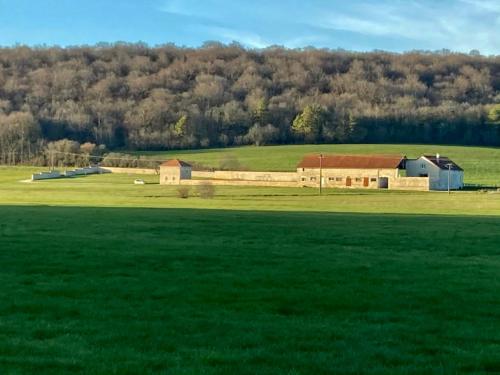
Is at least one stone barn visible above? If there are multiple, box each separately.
[159,159,192,185]
[297,154,408,189]
[406,154,464,190]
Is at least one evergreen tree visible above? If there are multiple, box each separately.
[292,105,325,142]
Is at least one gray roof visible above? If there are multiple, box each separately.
[422,155,463,171]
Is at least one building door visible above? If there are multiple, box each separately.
[363,177,369,187]
[378,177,389,189]
[346,177,352,187]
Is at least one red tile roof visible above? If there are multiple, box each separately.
[297,154,405,169]
[160,159,192,167]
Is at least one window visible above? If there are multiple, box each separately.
[336,177,343,182]
[301,177,306,181]
[421,164,426,169]
[302,168,305,172]
[328,177,335,181]
[310,177,316,181]
[355,177,362,182]
[370,178,377,182]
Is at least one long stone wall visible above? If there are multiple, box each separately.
[99,167,158,175]
[191,170,297,182]
[32,171,62,181]
[64,166,102,177]
[181,179,298,188]
[32,166,104,181]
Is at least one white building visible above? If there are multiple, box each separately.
[406,154,464,190]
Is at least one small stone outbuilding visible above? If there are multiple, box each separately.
[159,159,192,185]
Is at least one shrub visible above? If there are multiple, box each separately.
[176,186,190,199]
[219,154,241,170]
[197,182,216,199]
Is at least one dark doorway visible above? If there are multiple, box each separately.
[346,177,352,187]
[378,177,389,189]
[363,177,369,187]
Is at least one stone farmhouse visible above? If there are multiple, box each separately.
[298,154,408,189]
[159,154,464,191]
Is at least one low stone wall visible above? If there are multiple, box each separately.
[181,179,298,188]
[32,167,103,180]
[64,166,101,177]
[390,177,429,191]
[191,171,215,179]
[100,167,158,175]
[32,171,62,181]
[192,170,297,182]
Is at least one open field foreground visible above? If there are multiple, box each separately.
[138,144,500,186]
[1,205,500,374]
[1,143,500,374]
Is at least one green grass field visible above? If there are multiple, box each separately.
[1,144,500,374]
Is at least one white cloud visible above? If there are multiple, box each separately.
[158,0,500,54]
[160,0,190,15]
[459,0,500,12]
[201,26,269,49]
[315,0,500,54]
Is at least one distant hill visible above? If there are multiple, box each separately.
[1,43,500,165]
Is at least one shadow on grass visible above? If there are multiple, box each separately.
[463,183,500,191]
[1,205,500,374]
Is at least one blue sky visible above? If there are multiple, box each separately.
[0,0,499,54]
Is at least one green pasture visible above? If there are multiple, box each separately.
[2,166,500,215]
[1,206,500,374]
[1,144,500,374]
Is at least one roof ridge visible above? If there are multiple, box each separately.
[297,154,405,169]
[304,153,404,157]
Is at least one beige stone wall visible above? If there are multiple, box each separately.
[191,171,215,179]
[160,166,181,185]
[191,167,429,191]
[160,166,192,185]
[100,167,157,175]
[180,179,298,188]
[389,177,429,191]
[192,170,297,182]
[297,167,399,189]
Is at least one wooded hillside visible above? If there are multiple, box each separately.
[1,43,500,164]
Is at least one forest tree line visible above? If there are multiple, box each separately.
[1,42,500,165]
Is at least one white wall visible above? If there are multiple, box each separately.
[406,157,463,190]
[31,171,62,180]
[437,169,464,190]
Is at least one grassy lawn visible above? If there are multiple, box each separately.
[1,143,500,374]
[136,144,500,185]
[1,206,500,374]
[2,167,500,216]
